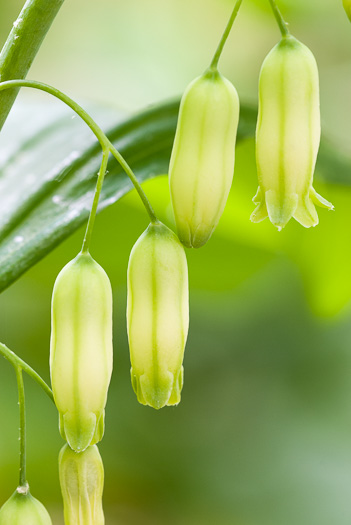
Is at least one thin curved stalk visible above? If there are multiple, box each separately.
[0,342,53,402]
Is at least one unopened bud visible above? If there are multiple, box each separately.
[169,69,240,248]
[127,222,189,409]
[59,444,104,525]
[251,35,333,230]
[0,486,52,525]
[50,252,113,452]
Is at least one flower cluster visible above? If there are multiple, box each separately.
[0,2,337,524]
[171,37,333,234]
[46,11,336,524]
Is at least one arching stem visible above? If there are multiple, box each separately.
[0,342,53,402]
[0,80,158,235]
[268,0,290,37]
[0,344,51,490]
[210,0,244,70]
[15,367,27,489]
[108,142,157,224]
[81,148,110,253]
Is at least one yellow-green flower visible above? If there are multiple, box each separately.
[0,486,52,525]
[127,221,189,409]
[59,444,104,525]
[169,69,239,248]
[251,35,333,230]
[50,252,113,452]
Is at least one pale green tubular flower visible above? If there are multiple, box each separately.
[127,221,189,409]
[59,444,104,525]
[169,69,239,248]
[50,252,113,452]
[0,486,52,525]
[251,35,333,230]
[343,0,351,21]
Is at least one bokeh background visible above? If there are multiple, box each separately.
[0,0,351,524]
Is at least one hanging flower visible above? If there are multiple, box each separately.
[59,444,104,525]
[127,222,189,409]
[169,69,240,247]
[50,252,113,452]
[251,35,333,230]
[0,486,52,525]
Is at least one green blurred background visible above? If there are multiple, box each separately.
[1,0,351,524]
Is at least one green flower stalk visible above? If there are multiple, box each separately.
[50,253,113,452]
[343,0,351,21]
[251,35,333,230]
[169,69,239,248]
[59,444,104,525]
[127,222,189,409]
[0,487,52,525]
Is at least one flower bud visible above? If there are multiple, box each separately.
[0,486,52,525]
[251,35,333,230]
[343,0,351,21]
[127,222,189,409]
[59,444,104,525]
[169,69,240,248]
[50,252,113,452]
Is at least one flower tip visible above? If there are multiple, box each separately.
[60,411,103,453]
[131,368,183,410]
[178,222,212,249]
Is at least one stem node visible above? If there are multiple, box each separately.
[268,0,290,37]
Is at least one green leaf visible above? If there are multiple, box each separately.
[0,98,350,302]
[0,100,259,293]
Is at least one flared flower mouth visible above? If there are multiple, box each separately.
[251,185,334,230]
[252,35,334,229]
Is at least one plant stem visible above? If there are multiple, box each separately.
[0,80,158,226]
[0,342,53,402]
[0,79,108,148]
[81,149,110,253]
[210,0,244,70]
[0,0,65,131]
[15,367,27,488]
[268,0,290,37]
[108,142,158,223]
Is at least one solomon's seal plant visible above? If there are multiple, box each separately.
[59,444,104,525]
[127,221,189,409]
[0,488,52,525]
[0,0,338,522]
[251,1,333,230]
[169,1,241,248]
[50,252,113,452]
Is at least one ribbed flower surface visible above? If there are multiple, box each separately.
[50,253,113,452]
[59,444,104,525]
[0,488,52,525]
[169,69,240,248]
[127,222,189,409]
[251,35,333,230]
